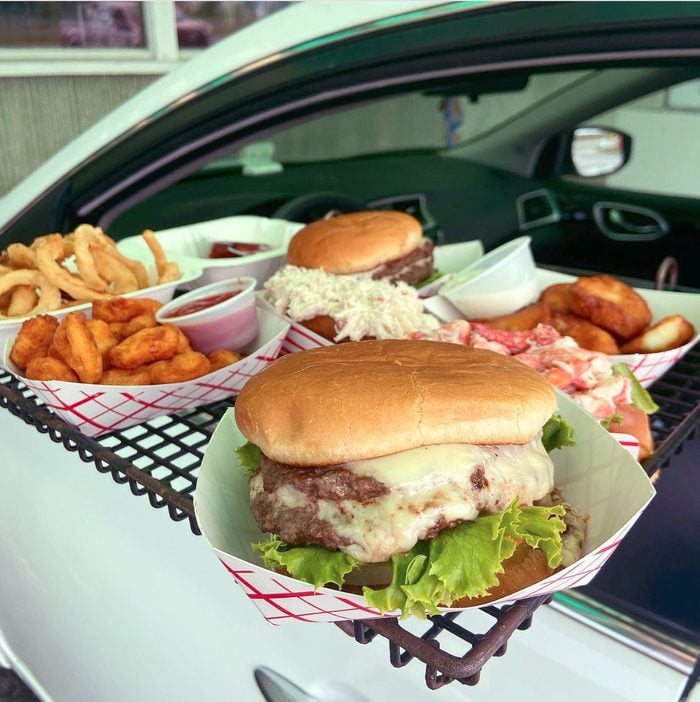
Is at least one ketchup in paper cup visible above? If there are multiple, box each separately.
[156,277,258,354]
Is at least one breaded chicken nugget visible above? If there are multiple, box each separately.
[207,348,242,371]
[54,312,103,383]
[10,314,59,370]
[25,356,79,383]
[620,315,696,354]
[109,312,158,340]
[551,312,620,354]
[149,351,211,384]
[100,367,152,386]
[85,318,119,367]
[569,275,651,340]
[108,324,179,369]
[92,297,162,323]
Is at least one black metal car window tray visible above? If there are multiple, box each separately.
[0,345,698,690]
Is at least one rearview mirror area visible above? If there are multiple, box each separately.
[570,127,631,177]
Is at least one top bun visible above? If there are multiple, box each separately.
[235,340,557,465]
[286,211,423,274]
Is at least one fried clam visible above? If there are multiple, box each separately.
[550,312,620,354]
[10,314,60,371]
[52,312,103,384]
[569,275,651,340]
[538,283,573,314]
[473,300,551,331]
[92,297,162,324]
[108,324,180,369]
[149,351,211,384]
[25,356,79,383]
[620,314,696,354]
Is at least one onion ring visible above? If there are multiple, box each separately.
[7,286,39,316]
[6,243,37,269]
[73,225,110,292]
[91,245,139,294]
[35,234,111,301]
[143,229,180,284]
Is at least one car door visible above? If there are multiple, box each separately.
[535,79,700,290]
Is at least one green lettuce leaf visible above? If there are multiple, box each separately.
[254,500,567,619]
[236,441,262,477]
[541,414,576,452]
[414,269,445,289]
[612,362,660,414]
[511,504,566,569]
[253,534,360,589]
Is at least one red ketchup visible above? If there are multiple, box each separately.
[209,242,272,258]
[163,291,240,318]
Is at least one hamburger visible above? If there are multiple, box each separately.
[235,340,584,618]
[287,210,434,285]
[262,211,439,343]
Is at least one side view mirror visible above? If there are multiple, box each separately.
[569,127,631,177]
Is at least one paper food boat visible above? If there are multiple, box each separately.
[117,215,304,290]
[195,393,655,625]
[0,256,203,368]
[425,268,700,388]
[3,304,289,438]
[536,269,700,387]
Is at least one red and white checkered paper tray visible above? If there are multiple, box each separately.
[194,392,655,625]
[426,268,700,388]
[536,269,700,387]
[3,304,289,438]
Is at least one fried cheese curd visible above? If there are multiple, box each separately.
[10,297,246,385]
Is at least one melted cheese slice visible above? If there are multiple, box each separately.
[265,438,554,563]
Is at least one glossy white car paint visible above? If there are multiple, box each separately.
[0,409,692,702]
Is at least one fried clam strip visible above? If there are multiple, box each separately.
[34,234,112,301]
[143,229,180,283]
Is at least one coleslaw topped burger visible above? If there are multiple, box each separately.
[263,211,439,343]
[235,339,585,618]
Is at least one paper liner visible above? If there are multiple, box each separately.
[194,393,655,625]
[3,304,289,438]
[117,215,304,290]
[535,269,700,387]
[0,257,203,368]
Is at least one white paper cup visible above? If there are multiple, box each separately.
[195,392,655,625]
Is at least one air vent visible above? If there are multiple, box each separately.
[516,189,560,230]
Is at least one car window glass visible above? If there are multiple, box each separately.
[206,70,588,167]
[565,77,700,199]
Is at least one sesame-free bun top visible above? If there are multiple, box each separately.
[286,211,423,274]
[235,340,557,465]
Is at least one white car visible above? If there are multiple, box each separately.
[0,2,699,701]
